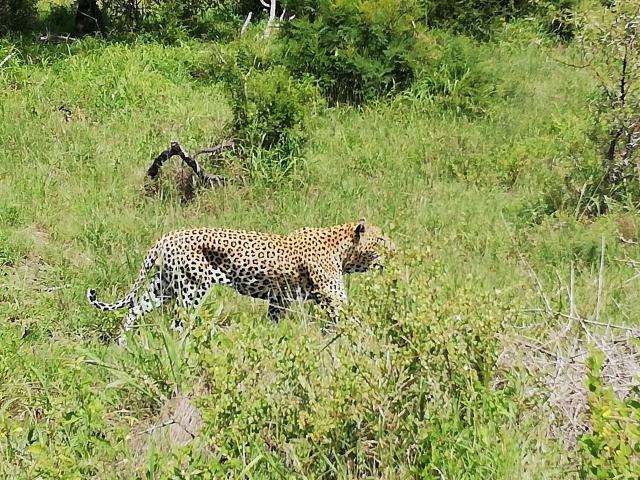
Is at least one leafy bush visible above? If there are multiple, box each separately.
[232,67,317,160]
[420,0,578,37]
[101,0,239,39]
[210,38,321,176]
[579,350,640,479]
[562,1,640,216]
[148,250,515,476]
[282,0,427,104]
[0,0,36,33]
[410,32,496,115]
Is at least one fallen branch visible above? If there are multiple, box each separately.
[241,12,253,36]
[39,33,77,44]
[193,140,237,162]
[136,419,175,436]
[36,284,72,293]
[146,140,233,187]
[0,54,13,68]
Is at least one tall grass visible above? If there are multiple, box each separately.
[1,21,639,478]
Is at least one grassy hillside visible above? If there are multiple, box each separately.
[1,20,639,478]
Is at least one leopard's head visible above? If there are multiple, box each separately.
[342,218,396,273]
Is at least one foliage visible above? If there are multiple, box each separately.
[100,0,239,39]
[420,0,578,37]
[534,0,579,39]
[0,0,36,33]
[566,0,640,216]
[282,0,427,104]
[410,32,496,115]
[210,37,321,176]
[145,251,515,477]
[579,349,640,479]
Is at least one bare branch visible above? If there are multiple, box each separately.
[192,140,237,160]
[36,284,72,293]
[582,318,640,334]
[146,140,232,188]
[594,236,606,324]
[136,419,175,436]
[0,54,13,68]
[264,0,277,38]
[241,11,253,36]
[39,33,77,43]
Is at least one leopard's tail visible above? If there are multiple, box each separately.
[86,240,162,312]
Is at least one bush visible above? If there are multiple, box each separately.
[232,66,319,173]
[410,32,495,115]
[282,0,427,104]
[210,38,321,176]
[420,0,578,38]
[579,350,640,479]
[149,250,515,477]
[0,0,36,33]
[562,0,640,216]
[101,0,239,39]
[421,0,528,36]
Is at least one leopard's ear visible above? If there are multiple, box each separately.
[355,218,366,240]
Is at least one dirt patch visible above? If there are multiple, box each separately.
[23,224,49,249]
[127,395,204,472]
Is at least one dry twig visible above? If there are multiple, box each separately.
[146,140,233,188]
[0,54,13,68]
[39,33,77,43]
[241,12,253,35]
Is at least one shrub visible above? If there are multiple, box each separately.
[410,32,495,115]
[0,0,36,33]
[579,350,640,478]
[230,66,317,159]
[150,250,515,477]
[563,0,640,216]
[419,0,578,38]
[282,0,427,104]
[101,0,239,39]
[210,38,321,177]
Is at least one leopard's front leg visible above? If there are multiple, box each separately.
[308,263,347,325]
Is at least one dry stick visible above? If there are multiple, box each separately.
[615,257,640,267]
[0,54,13,68]
[595,235,606,325]
[264,0,277,38]
[504,335,557,359]
[36,284,72,293]
[77,9,101,31]
[500,215,554,316]
[555,264,575,339]
[320,329,343,352]
[569,263,577,319]
[147,141,229,186]
[39,33,77,43]
[136,419,175,436]
[192,140,237,161]
[582,318,640,334]
[241,11,253,36]
[554,311,639,335]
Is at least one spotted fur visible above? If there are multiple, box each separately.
[87,219,394,344]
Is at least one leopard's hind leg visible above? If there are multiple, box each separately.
[118,272,173,346]
[170,266,231,331]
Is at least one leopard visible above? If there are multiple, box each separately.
[86,218,395,345]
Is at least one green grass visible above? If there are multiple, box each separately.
[1,21,639,478]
